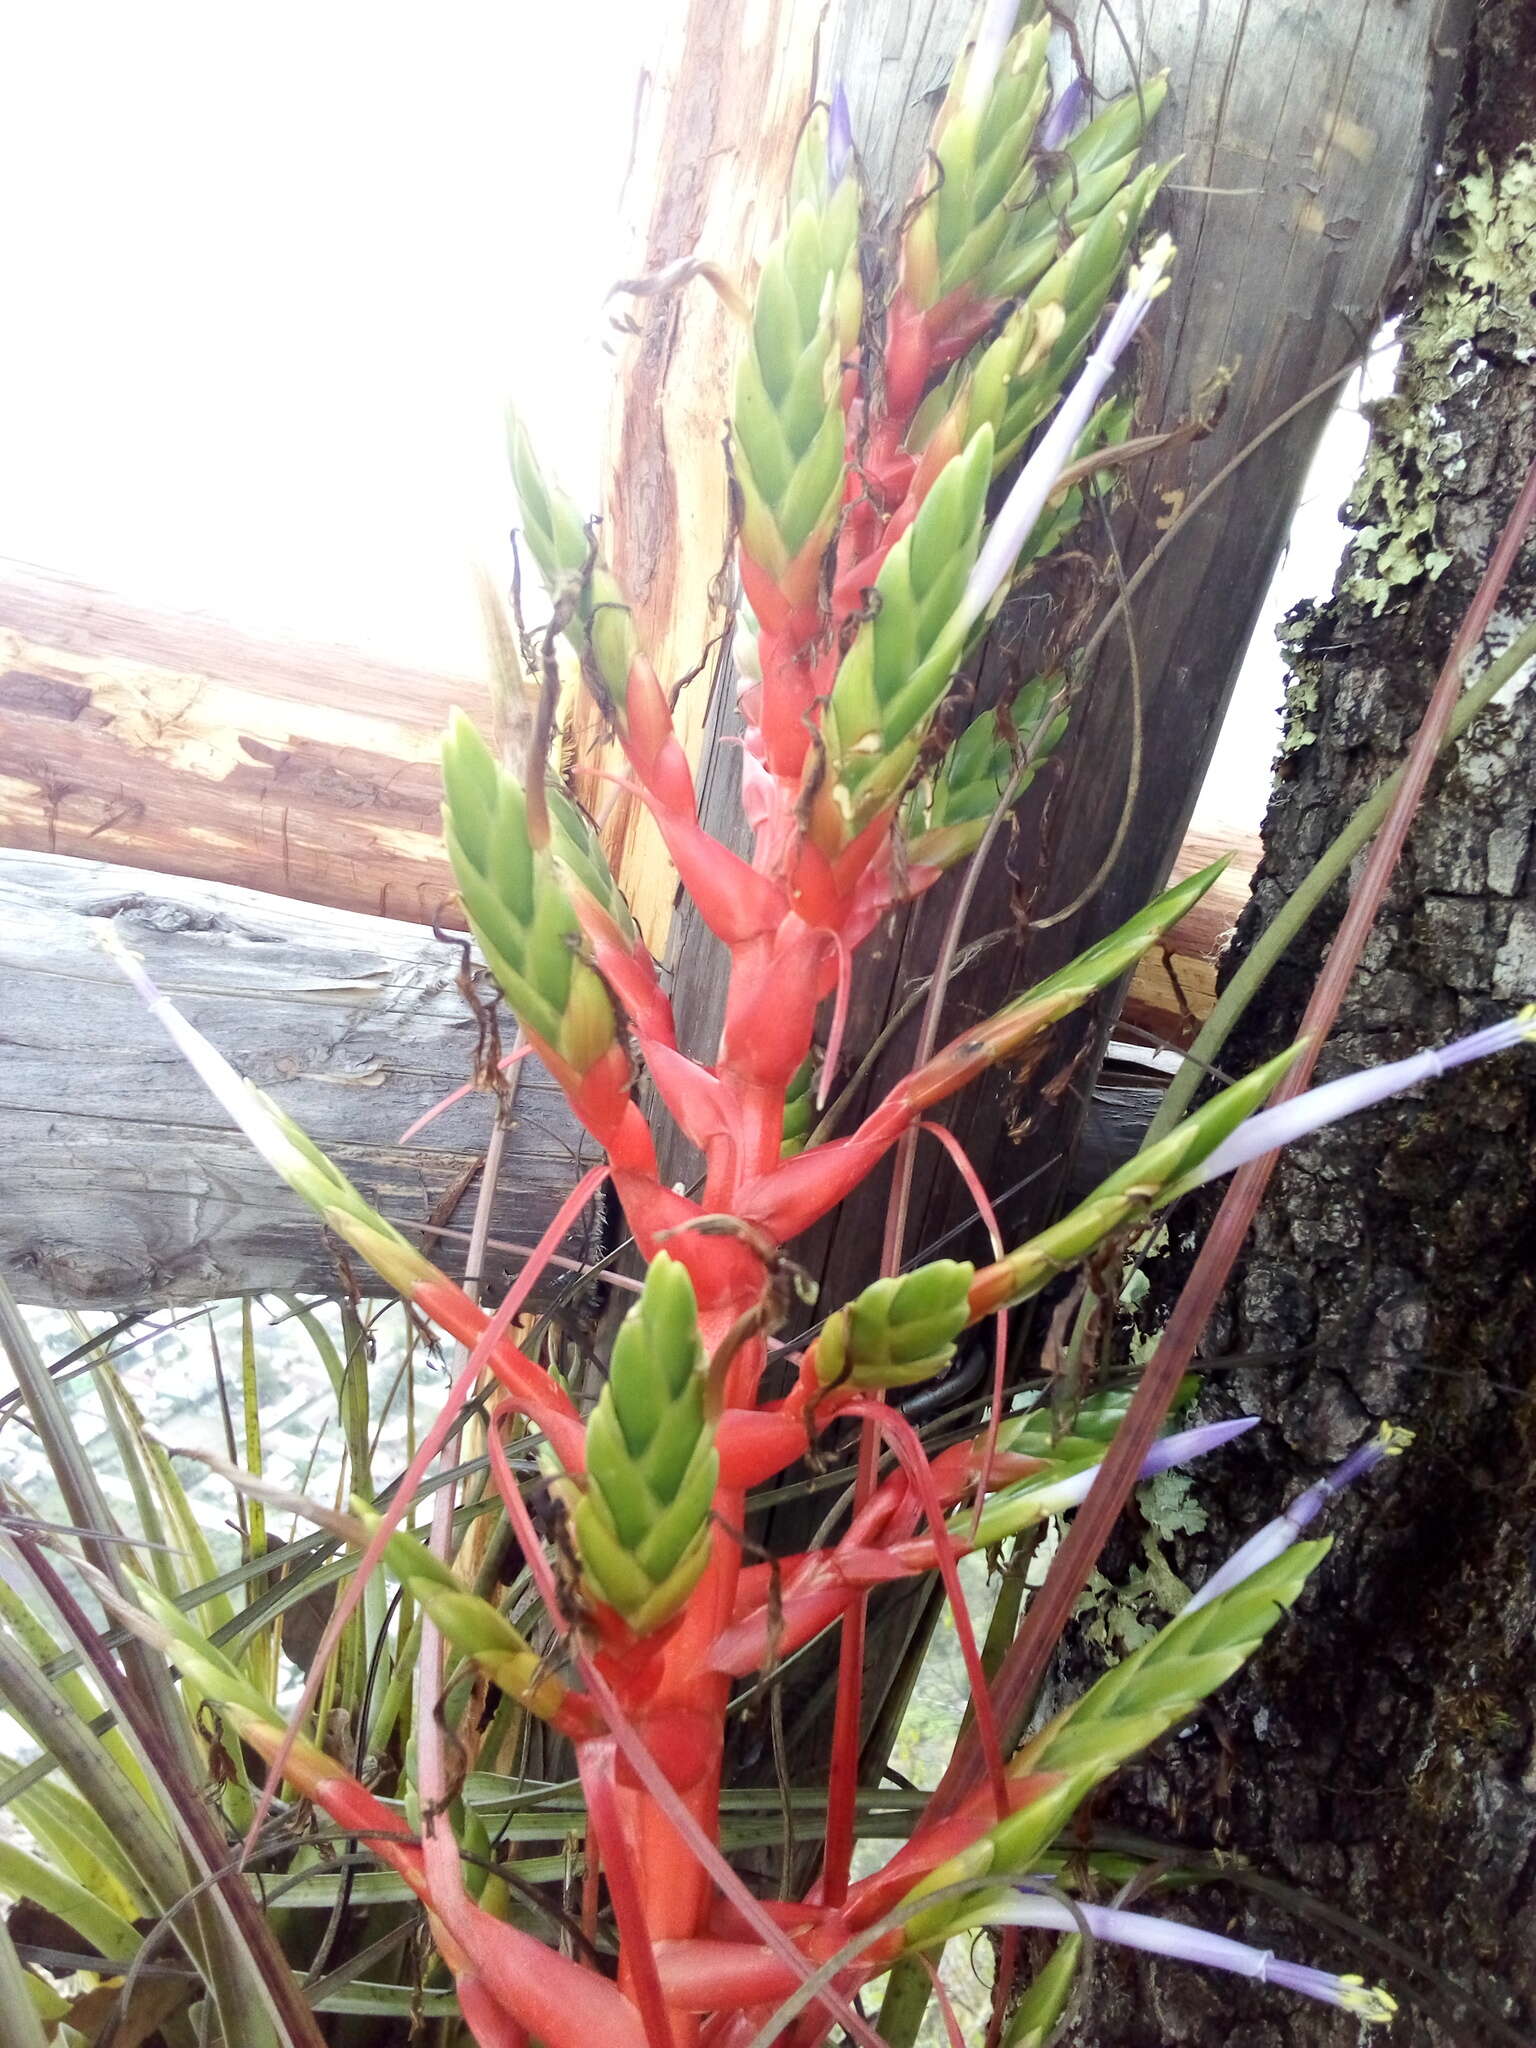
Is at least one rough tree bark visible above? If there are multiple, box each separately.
[1063,7,1536,2041]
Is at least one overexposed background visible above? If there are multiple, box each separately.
[2,1,656,675]
[2,1,1386,832]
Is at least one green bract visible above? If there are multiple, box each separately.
[905,16,1053,307]
[547,783,640,943]
[780,1052,819,1157]
[733,136,861,582]
[571,1254,719,1634]
[506,410,636,711]
[815,1258,976,1390]
[442,712,618,1075]
[823,427,994,830]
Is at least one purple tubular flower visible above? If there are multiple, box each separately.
[1183,1423,1412,1616]
[827,82,854,184]
[1189,1009,1536,1188]
[960,1417,1254,1542]
[1137,1413,1256,1479]
[960,0,1023,115]
[958,234,1174,631]
[1032,1416,1256,1516]
[982,1892,1396,2023]
[1038,73,1088,151]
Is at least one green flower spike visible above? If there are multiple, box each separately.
[506,410,636,713]
[985,77,1170,303]
[997,158,1168,450]
[571,1254,719,1634]
[902,1544,1329,1936]
[901,680,1069,871]
[902,13,1054,309]
[821,426,995,835]
[546,782,642,946]
[732,117,862,599]
[813,1258,977,1391]
[441,711,619,1078]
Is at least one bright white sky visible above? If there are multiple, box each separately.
[2,2,1381,834]
[2,1,666,675]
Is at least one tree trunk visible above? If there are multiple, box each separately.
[1064,6,1536,2040]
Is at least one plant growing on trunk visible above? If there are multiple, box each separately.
[12,4,1534,2043]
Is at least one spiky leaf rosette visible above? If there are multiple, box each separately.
[813,1258,976,1390]
[733,117,862,620]
[901,1543,1329,1934]
[570,1254,719,1634]
[818,427,994,841]
[442,713,619,1077]
[506,410,636,715]
[967,1044,1304,1318]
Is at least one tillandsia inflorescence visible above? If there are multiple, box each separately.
[85,5,1536,2044]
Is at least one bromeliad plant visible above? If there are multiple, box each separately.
[31,4,1535,2043]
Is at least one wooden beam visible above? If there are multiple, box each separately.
[0,559,490,928]
[0,852,594,1309]
[0,553,1250,1045]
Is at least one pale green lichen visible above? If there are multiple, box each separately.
[1280,667,1320,755]
[1074,1469,1207,1658]
[1346,146,1536,615]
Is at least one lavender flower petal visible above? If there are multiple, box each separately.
[978,1892,1397,2023]
[1189,1010,1536,1188]
[1038,74,1088,151]
[1018,1415,1256,1518]
[958,234,1173,631]
[1184,1423,1412,1615]
[960,0,1022,115]
[827,82,854,184]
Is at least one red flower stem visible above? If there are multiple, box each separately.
[572,1649,888,2048]
[579,1741,678,2048]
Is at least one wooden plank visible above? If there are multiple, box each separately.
[0,558,492,928]
[0,852,594,1309]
